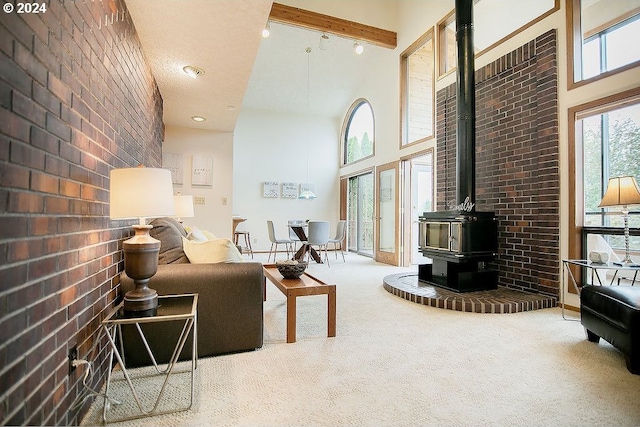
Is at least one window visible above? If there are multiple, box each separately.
[581,101,640,226]
[342,99,374,166]
[437,12,456,78]
[438,0,557,78]
[400,30,434,147]
[571,90,640,261]
[569,0,640,86]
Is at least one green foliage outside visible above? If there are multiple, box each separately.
[584,115,640,228]
[583,112,640,252]
[346,131,373,164]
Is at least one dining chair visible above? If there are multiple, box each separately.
[287,219,306,251]
[306,220,330,266]
[328,220,347,261]
[267,220,293,263]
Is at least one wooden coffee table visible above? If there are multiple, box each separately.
[263,264,336,343]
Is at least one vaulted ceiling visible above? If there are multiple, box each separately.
[125,0,397,133]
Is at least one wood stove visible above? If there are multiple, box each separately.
[418,0,499,292]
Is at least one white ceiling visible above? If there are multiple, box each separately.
[125,0,272,132]
[125,0,389,132]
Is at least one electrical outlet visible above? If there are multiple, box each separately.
[68,346,78,375]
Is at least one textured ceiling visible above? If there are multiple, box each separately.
[125,0,272,132]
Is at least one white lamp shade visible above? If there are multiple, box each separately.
[598,176,640,208]
[109,167,175,221]
[173,195,195,218]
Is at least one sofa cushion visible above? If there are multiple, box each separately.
[181,236,243,263]
[150,217,190,264]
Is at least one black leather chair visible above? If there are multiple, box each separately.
[580,285,640,374]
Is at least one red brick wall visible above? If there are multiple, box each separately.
[0,0,163,424]
[436,30,559,296]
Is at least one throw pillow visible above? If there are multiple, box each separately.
[184,225,217,241]
[201,229,217,240]
[181,236,244,264]
[149,217,189,264]
[186,227,209,242]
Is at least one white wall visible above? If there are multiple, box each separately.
[232,108,340,251]
[162,126,234,239]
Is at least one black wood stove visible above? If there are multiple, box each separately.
[418,0,498,292]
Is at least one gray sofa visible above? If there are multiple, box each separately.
[119,217,264,367]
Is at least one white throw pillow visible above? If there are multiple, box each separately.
[187,226,209,242]
[181,237,243,264]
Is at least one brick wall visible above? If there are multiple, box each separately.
[0,0,163,424]
[436,30,559,296]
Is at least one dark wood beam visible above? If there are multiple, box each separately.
[269,3,397,49]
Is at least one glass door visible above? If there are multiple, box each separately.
[375,162,400,265]
[347,172,374,257]
[403,153,434,265]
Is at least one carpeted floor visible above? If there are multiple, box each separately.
[80,253,640,426]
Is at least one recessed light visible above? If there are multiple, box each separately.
[191,116,206,122]
[354,42,364,55]
[183,65,205,78]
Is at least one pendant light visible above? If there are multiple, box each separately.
[299,46,317,200]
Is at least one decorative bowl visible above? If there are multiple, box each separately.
[276,260,308,279]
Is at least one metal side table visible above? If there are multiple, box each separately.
[101,293,198,424]
[561,259,639,320]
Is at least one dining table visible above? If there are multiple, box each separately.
[289,224,323,264]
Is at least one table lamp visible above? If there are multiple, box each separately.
[598,176,640,265]
[173,194,195,223]
[109,166,175,313]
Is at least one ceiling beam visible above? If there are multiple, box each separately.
[269,3,397,49]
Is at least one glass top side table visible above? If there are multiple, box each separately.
[561,260,639,320]
[101,293,198,424]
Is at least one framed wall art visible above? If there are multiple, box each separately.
[192,155,213,186]
[281,182,298,199]
[263,181,279,198]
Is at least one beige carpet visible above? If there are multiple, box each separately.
[80,253,640,426]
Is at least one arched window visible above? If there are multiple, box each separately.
[342,99,374,165]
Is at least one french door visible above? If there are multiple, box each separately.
[375,161,400,265]
[346,172,374,257]
[402,151,434,266]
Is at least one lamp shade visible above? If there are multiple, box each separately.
[109,167,175,222]
[598,176,640,208]
[173,195,195,219]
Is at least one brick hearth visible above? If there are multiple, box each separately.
[383,273,557,314]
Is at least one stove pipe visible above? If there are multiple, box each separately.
[455,0,476,211]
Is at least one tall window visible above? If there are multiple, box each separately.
[577,94,640,257]
[342,99,374,165]
[401,30,434,147]
[437,12,456,78]
[569,0,640,86]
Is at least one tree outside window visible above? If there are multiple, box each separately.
[343,99,374,165]
[581,102,640,251]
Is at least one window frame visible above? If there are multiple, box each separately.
[568,86,640,262]
[400,28,435,149]
[436,11,456,80]
[341,98,375,167]
[438,0,559,80]
[566,0,640,90]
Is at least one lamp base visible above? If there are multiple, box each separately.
[615,258,640,268]
[123,282,158,313]
[123,225,161,315]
